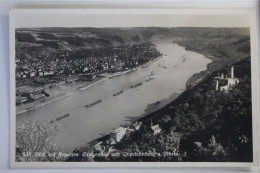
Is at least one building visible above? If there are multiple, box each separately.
[39,71,44,77]
[110,127,127,142]
[150,118,161,135]
[106,138,116,145]
[16,96,28,105]
[93,141,103,152]
[131,121,142,131]
[44,71,54,76]
[213,66,239,92]
[151,124,161,135]
[126,128,135,134]
[30,71,36,77]
[30,93,45,101]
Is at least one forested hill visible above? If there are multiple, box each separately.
[69,56,252,162]
[16,27,249,60]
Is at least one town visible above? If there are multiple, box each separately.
[15,40,161,106]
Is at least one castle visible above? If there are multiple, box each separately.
[213,66,239,92]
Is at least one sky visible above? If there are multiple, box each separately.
[14,9,250,28]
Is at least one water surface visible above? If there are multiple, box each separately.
[16,42,211,152]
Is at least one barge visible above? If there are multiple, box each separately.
[130,82,143,88]
[113,90,124,96]
[86,99,102,108]
[50,113,70,123]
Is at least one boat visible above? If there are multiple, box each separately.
[182,55,186,62]
[50,113,70,123]
[159,64,167,68]
[113,90,123,96]
[56,113,70,121]
[130,82,143,88]
[86,99,102,108]
[148,72,155,78]
[146,78,154,82]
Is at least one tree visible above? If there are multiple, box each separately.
[192,135,228,161]
[16,119,63,162]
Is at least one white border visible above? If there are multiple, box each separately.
[9,8,259,168]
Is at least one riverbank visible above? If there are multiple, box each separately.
[77,77,108,91]
[88,58,251,162]
[16,42,211,153]
[72,42,211,151]
[83,72,206,149]
[173,37,251,89]
[16,92,74,115]
[78,55,162,91]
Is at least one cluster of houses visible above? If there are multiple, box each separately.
[16,91,46,105]
[16,69,55,79]
[91,120,162,155]
[16,43,157,81]
[213,66,239,92]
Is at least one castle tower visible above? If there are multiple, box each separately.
[231,66,234,78]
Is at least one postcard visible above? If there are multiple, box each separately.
[9,8,259,167]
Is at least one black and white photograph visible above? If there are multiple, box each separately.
[9,8,259,167]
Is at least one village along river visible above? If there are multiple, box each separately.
[16,41,212,152]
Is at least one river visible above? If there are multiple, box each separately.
[16,42,212,152]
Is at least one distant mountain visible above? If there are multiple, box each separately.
[16,27,250,49]
[15,27,250,62]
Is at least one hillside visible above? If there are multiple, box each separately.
[16,27,249,59]
[67,57,252,162]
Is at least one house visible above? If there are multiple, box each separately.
[30,93,45,101]
[150,118,161,135]
[131,121,142,131]
[110,127,127,142]
[83,67,89,72]
[151,124,161,135]
[30,71,36,77]
[39,71,44,76]
[93,141,103,152]
[16,96,28,105]
[44,71,54,76]
[106,138,116,145]
[126,128,135,134]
